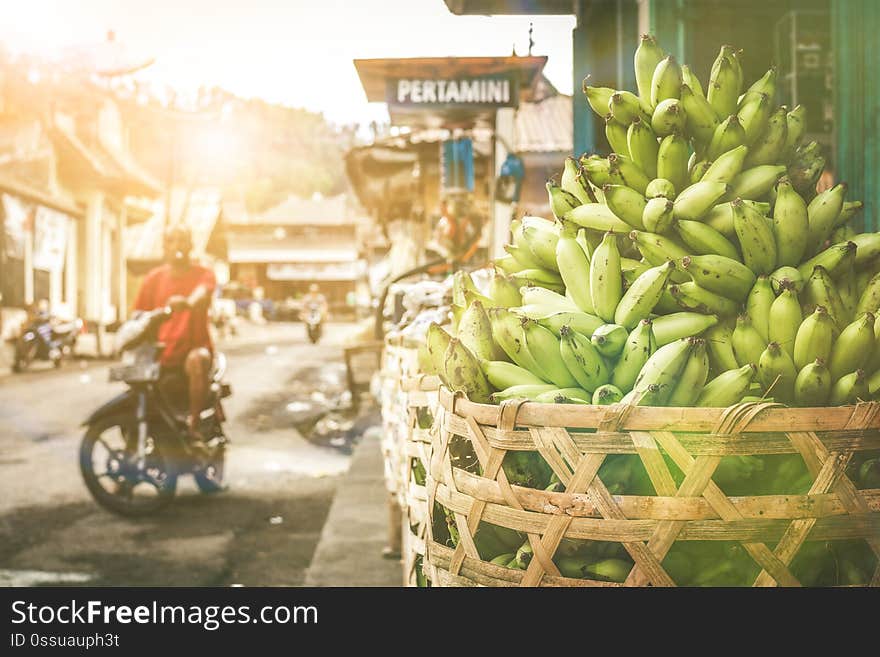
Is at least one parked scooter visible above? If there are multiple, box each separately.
[304,302,323,344]
[12,305,82,372]
[79,306,231,516]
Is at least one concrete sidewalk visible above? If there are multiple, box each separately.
[304,427,402,587]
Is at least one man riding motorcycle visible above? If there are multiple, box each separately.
[301,283,328,343]
[302,283,328,318]
[132,225,216,456]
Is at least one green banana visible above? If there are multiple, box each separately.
[656,133,690,195]
[444,338,493,403]
[565,203,632,233]
[488,271,522,308]
[706,321,741,373]
[555,222,595,313]
[459,300,504,362]
[793,305,835,370]
[707,51,740,120]
[768,283,802,361]
[580,155,615,188]
[835,200,864,229]
[585,558,631,583]
[645,178,676,200]
[561,156,597,205]
[731,314,766,367]
[634,34,665,105]
[505,243,544,271]
[494,254,526,276]
[829,369,869,406]
[668,338,710,406]
[593,384,625,405]
[533,389,591,404]
[832,223,858,245]
[590,232,623,322]
[758,341,798,403]
[651,312,718,346]
[521,319,580,388]
[855,272,880,316]
[452,269,477,308]
[732,198,777,275]
[828,312,876,381]
[556,555,591,579]
[707,115,746,161]
[689,159,713,185]
[515,540,534,569]
[510,269,564,292]
[611,319,657,391]
[489,552,516,567]
[609,153,651,195]
[491,384,557,402]
[801,265,847,329]
[609,90,648,125]
[670,282,739,316]
[537,311,604,337]
[680,83,718,149]
[673,180,729,222]
[674,220,741,262]
[426,323,453,384]
[696,364,756,407]
[559,325,611,393]
[642,197,675,234]
[584,80,615,118]
[851,232,880,267]
[704,200,770,239]
[651,98,687,137]
[806,183,847,255]
[615,261,675,329]
[736,92,772,145]
[745,275,774,341]
[631,337,694,405]
[728,164,786,201]
[604,184,647,230]
[627,117,659,179]
[604,113,630,158]
[651,55,682,107]
[591,323,628,358]
[482,360,548,389]
[741,66,777,105]
[577,227,598,258]
[745,106,788,167]
[680,64,704,97]
[547,182,582,221]
[783,104,807,156]
[836,247,858,322]
[488,308,544,372]
[789,154,825,200]
[772,178,809,267]
[794,358,832,407]
[678,254,755,302]
[701,144,748,184]
[521,223,561,272]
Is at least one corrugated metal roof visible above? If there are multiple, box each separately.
[515,94,572,153]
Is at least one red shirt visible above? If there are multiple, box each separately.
[133,263,216,367]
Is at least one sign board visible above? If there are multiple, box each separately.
[387,75,519,109]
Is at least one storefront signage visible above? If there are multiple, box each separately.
[387,75,518,108]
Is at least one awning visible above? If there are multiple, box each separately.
[227,247,360,264]
[266,262,366,282]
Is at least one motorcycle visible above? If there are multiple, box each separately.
[12,311,82,372]
[79,306,231,516]
[304,303,323,344]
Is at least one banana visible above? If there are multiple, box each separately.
[452,269,477,308]
[758,341,798,403]
[728,164,786,200]
[584,80,616,117]
[696,364,757,407]
[856,272,880,316]
[732,198,777,275]
[585,558,631,583]
[707,51,740,120]
[488,308,544,372]
[768,283,802,361]
[642,197,675,234]
[656,133,690,194]
[547,182,583,221]
[510,269,565,292]
[444,338,493,403]
[459,300,504,362]
[745,106,788,167]
[704,200,770,238]
[489,552,516,567]
[834,245,858,321]
[621,256,651,278]
[488,271,523,308]
[745,275,774,341]
[614,260,675,329]
[736,92,772,145]
[705,321,741,373]
[593,384,624,405]
[609,90,649,125]
[670,282,739,316]
[651,98,687,137]
[651,55,682,107]
[771,178,809,267]
[426,323,453,384]
[555,222,595,313]
[646,178,676,200]
[652,312,718,346]
[611,319,657,391]
[577,227,598,258]
[731,314,766,367]
[830,369,869,406]
[668,338,710,405]
[604,184,647,230]
[521,318,581,388]
[561,156,596,205]
[673,180,729,222]
[680,64,704,97]
[565,203,632,233]
[591,323,628,358]
[828,312,876,381]
[537,311,604,337]
[559,325,611,393]
[680,83,718,149]
[491,384,558,402]
[533,389,592,404]
[793,305,835,369]
[634,34,665,105]
[801,265,847,329]
[580,155,615,188]
[482,360,548,389]
[794,358,832,407]
[832,223,857,245]
[674,220,741,262]
[707,115,746,160]
[590,232,623,322]
[631,337,694,405]
[494,254,526,276]
[521,223,560,271]
[851,232,880,267]
[701,144,748,184]
[679,254,755,301]
[626,117,659,179]
[519,284,579,312]
[835,200,864,229]
[783,104,807,156]
[689,160,713,185]
[556,555,591,579]
[806,183,847,255]
[788,154,825,201]
[604,113,631,158]
[609,153,651,195]
[505,243,544,270]
[741,66,778,106]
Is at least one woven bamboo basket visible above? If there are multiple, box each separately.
[426,387,880,587]
[400,373,441,587]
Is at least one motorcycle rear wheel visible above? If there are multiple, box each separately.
[80,415,178,516]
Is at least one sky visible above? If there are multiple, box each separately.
[0,0,576,126]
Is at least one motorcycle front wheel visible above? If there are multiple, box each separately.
[80,415,178,516]
[194,441,227,493]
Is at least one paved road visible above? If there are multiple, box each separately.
[0,322,372,586]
